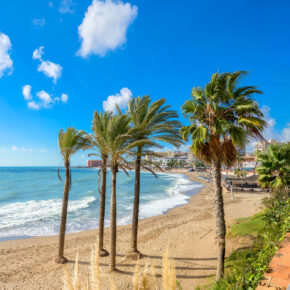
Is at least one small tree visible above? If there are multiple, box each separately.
[257,143,290,194]
[83,111,113,257]
[56,128,89,264]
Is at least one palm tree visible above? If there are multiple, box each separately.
[257,143,290,194]
[83,111,113,257]
[105,112,144,272]
[234,167,243,178]
[236,153,244,169]
[180,71,266,280]
[56,128,89,264]
[126,96,182,259]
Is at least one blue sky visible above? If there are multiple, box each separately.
[0,0,289,166]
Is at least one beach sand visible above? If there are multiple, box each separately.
[0,173,269,289]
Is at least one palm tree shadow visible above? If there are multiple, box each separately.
[67,255,217,280]
[67,260,108,267]
[119,253,217,262]
[116,269,213,279]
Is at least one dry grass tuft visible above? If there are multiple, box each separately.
[90,245,101,290]
[63,266,74,290]
[63,246,178,289]
[162,249,176,290]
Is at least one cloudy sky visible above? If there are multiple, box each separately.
[0,0,289,166]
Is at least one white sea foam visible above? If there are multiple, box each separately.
[0,196,96,229]
[117,174,203,225]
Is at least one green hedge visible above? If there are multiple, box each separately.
[212,197,290,290]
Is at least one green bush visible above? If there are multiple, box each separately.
[212,196,290,289]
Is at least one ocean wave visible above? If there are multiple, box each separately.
[0,170,203,239]
[116,175,203,226]
[0,196,96,229]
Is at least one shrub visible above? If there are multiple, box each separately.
[211,195,290,289]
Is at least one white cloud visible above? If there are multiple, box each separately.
[32,18,46,27]
[33,46,63,83]
[22,85,68,110]
[260,105,276,140]
[281,124,290,142]
[37,60,62,83]
[9,146,48,152]
[59,0,75,14]
[33,46,44,60]
[36,90,53,108]
[246,105,290,152]
[103,87,132,112]
[27,101,41,110]
[77,0,138,57]
[48,2,54,8]
[0,32,13,77]
[22,85,32,100]
[60,93,69,103]
[39,149,49,152]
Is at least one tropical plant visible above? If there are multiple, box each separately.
[126,96,182,258]
[105,112,147,272]
[236,153,244,169]
[180,71,266,280]
[167,159,176,169]
[234,168,243,178]
[211,197,290,289]
[257,143,290,194]
[194,159,206,168]
[83,111,113,257]
[56,128,90,264]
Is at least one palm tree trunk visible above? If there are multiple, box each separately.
[211,159,226,280]
[130,147,142,256]
[109,166,117,272]
[55,161,70,264]
[98,156,109,256]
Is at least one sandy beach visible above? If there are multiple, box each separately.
[0,172,269,289]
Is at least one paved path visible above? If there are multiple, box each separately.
[258,233,290,289]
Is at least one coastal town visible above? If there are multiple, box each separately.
[87,139,279,176]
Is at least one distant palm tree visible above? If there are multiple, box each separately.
[180,71,266,280]
[106,112,144,272]
[257,143,290,194]
[83,111,113,257]
[234,167,243,178]
[126,96,182,259]
[236,153,244,169]
[56,128,89,264]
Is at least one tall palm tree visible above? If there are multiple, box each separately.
[83,111,113,257]
[180,71,266,280]
[106,112,144,272]
[56,128,89,264]
[257,143,290,194]
[126,96,182,259]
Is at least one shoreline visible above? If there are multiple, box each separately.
[0,170,199,243]
[0,172,269,289]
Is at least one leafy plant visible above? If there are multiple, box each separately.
[257,143,290,194]
[210,195,290,289]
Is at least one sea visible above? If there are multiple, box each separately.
[0,167,203,242]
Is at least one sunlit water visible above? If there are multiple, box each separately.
[0,167,203,241]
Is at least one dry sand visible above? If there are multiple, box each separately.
[0,172,269,289]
